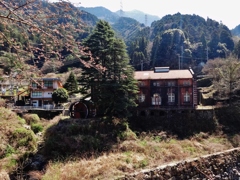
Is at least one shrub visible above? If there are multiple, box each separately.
[31,123,43,134]
[52,88,69,105]
[12,127,36,151]
[5,145,15,157]
[23,114,40,125]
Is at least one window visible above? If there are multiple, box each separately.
[138,94,145,103]
[44,81,53,87]
[168,93,175,103]
[183,80,191,86]
[32,91,42,97]
[168,81,175,86]
[152,93,161,105]
[32,82,37,88]
[138,81,146,87]
[184,92,190,102]
[153,82,160,86]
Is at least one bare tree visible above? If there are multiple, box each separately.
[202,56,240,105]
[0,0,97,79]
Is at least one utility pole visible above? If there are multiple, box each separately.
[145,14,148,26]
[120,0,123,17]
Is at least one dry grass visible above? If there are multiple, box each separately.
[0,109,235,179]
[0,107,37,173]
[42,131,233,180]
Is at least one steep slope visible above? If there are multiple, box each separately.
[116,9,160,26]
[112,17,145,42]
[0,0,96,75]
[231,24,240,37]
[79,6,120,24]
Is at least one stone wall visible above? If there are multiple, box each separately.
[123,148,240,180]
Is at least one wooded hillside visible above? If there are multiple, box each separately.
[0,0,238,77]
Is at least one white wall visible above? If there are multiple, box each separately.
[43,91,53,98]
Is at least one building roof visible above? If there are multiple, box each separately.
[134,69,193,80]
[32,78,61,81]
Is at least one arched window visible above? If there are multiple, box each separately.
[168,93,175,103]
[184,91,190,102]
[152,93,161,105]
[138,93,145,103]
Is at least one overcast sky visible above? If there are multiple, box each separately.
[52,0,239,29]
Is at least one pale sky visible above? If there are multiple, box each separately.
[52,0,239,29]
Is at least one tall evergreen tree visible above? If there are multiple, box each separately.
[80,20,138,119]
[63,71,78,94]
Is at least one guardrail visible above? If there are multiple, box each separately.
[12,105,64,111]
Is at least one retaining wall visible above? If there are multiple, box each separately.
[123,148,240,180]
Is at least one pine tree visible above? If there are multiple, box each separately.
[63,72,78,94]
[80,20,138,119]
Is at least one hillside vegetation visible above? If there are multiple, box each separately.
[39,107,240,179]
[0,107,37,173]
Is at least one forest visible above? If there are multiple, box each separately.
[1,0,240,78]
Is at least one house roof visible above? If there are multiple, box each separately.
[32,78,61,81]
[134,69,193,80]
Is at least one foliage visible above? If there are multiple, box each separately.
[80,20,138,119]
[23,113,40,125]
[202,57,240,104]
[151,28,190,68]
[63,71,79,94]
[31,123,43,134]
[149,13,234,70]
[52,88,69,105]
[0,107,37,172]
[0,0,97,79]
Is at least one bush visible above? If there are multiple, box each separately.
[12,127,36,150]
[52,88,69,105]
[23,114,40,125]
[31,123,43,134]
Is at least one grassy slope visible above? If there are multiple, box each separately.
[1,105,240,179]
[40,115,238,180]
[0,107,37,173]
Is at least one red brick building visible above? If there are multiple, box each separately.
[134,67,197,109]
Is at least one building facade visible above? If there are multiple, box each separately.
[30,78,62,108]
[135,67,197,109]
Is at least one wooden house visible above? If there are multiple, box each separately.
[30,78,63,108]
[134,67,197,109]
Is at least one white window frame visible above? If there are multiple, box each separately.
[32,91,42,97]
[152,93,161,105]
[184,92,190,102]
[168,93,175,103]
